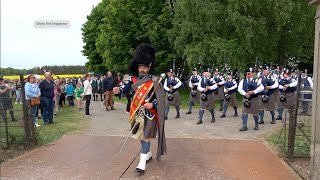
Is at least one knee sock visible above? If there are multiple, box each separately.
[175,106,180,115]
[141,140,150,154]
[259,110,264,121]
[242,114,248,127]
[233,107,238,114]
[223,104,228,115]
[165,107,170,117]
[199,110,204,121]
[277,108,283,118]
[188,101,193,112]
[209,109,215,118]
[270,110,275,121]
[220,100,223,109]
[253,115,259,126]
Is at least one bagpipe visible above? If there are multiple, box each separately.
[200,78,214,101]
[243,81,259,108]
[167,76,179,101]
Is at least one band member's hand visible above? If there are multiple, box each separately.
[169,88,173,92]
[248,91,255,95]
[266,86,271,90]
[203,88,207,92]
[113,87,120,94]
[245,93,250,98]
[143,103,153,110]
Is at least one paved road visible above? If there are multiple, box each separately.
[0,101,299,180]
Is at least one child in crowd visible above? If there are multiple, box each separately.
[65,81,75,107]
[75,82,84,110]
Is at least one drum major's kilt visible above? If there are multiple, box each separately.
[259,93,276,111]
[200,93,215,110]
[242,97,259,115]
[278,92,296,109]
[144,116,157,139]
[190,90,200,104]
[165,91,181,106]
[224,93,237,107]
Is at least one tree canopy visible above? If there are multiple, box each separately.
[82,0,316,74]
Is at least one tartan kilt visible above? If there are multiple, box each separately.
[92,88,98,94]
[224,93,238,107]
[98,87,104,94]
[144,116,157,139]
[165,91,181,106]
[278,92,296,109]
[190,90,200,104]
[213,87,224,101]
[259,93,276,111]
[242,96,260,115]
[200,93,215,110]
[274,89,279,105]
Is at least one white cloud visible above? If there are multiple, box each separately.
[1,0,101,69]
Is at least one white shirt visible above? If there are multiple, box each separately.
[164,77,182,91]
[197,78,218,92]
[238,78,264,96]
[83,80,92,95]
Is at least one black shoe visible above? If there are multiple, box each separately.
[275,117,282,120]
[135,168,145,174]
[219,108,223,111]
[111,107,115,110]
[271,120,275,124]
[254,126,259,130]
[258,120,264,124]
[233,113,238,117]
[175,114,180,119]
[196,120,202,125]
[49,121,55,124]
[164,117,168,120]
[186,111,192,114]
[11,119,17,121]
[211,117,215,123]
[239,126,248,131]
[220,114,226,118]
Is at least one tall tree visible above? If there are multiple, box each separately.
[169,0,315,71]
[81,0,109,74]
[96,0,175,74]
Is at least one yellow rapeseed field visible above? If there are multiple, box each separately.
[3,74,85,80]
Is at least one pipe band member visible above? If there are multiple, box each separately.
[220,71,238,118]
[186,68,201,114]
[238,67,264,131]
[164,68,182,120]
[196,68,218,125]
[276,68,298,121]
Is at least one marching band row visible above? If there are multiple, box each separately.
[163,66,313,131]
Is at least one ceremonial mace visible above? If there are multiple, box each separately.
[116,75,164,158]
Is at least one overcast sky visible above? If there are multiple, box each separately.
[1,0,101,69]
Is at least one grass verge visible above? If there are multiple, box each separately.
[0,103,89,163]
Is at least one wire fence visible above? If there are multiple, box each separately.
[0,75,37,150]
[276,71,312,160]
